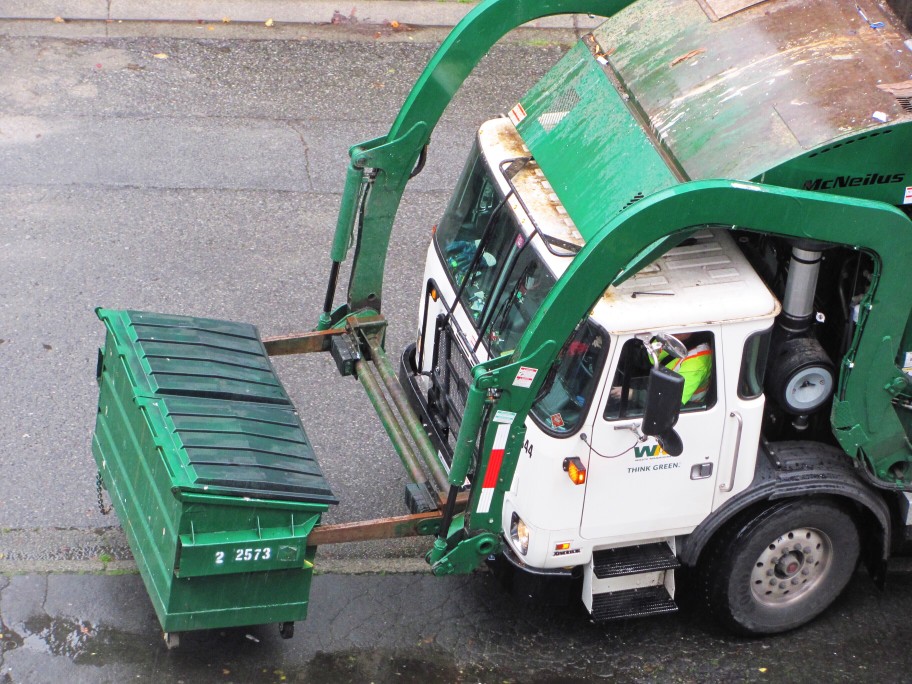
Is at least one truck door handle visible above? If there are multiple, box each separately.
[719,411,743,492]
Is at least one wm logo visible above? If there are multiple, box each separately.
[633,444,671,459]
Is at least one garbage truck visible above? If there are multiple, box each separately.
[93,0,912,643]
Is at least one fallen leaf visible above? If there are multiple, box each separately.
[207,25,214,30]
[221,16,231,23]
[390,20,399,28]
[42,343,52,350]
[125,63,144,71]
[670,47,706,66]
[759,668,768,673]
[374,31,381,38]
[53,16,65,23]
[153,53,169,59]
[222,669,230,675]
[265,18,275,27]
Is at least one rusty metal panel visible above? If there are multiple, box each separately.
[594,0,912,181]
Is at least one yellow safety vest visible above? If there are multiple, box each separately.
[665,343,712,404]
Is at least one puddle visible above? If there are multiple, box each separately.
[18,615,154,666]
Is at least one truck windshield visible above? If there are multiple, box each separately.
[436,147,555,357]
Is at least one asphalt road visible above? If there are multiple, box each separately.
[2,18,912,684]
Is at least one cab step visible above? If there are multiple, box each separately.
[592,543,680,578]
[583,539,679,622]
[591,585,678,621]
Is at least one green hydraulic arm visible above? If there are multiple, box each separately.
[319,0,639,326]
[428,179,912,574]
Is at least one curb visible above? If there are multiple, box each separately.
[0,1,606,30]
[0,527,449,576]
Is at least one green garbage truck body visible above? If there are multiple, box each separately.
[93,0,912,640]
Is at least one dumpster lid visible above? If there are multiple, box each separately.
[99,309,292,405]
[98,309,337,505]
[141,395,338,505]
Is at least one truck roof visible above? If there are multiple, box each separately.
[513,0,912,245]
[592,228,780,333]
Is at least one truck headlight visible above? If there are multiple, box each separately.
[510,512,530,555]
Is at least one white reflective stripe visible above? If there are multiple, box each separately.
[477,488,495,514]
[493,423,510,451]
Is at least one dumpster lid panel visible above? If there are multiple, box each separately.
[97,309,337,506]
[149,396,338,505]
[100,309,293,405]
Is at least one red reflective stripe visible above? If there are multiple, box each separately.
[482,449,504,489]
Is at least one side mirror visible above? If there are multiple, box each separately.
[642,366,685,456]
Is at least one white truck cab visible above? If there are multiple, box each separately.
[405,117,782,616]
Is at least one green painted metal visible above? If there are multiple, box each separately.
[93,309,335,633]
[592,0,912,187]
[337,0,639,312]
[430,343,556,574]
[515,12,912,249]
[515,40,678,240]
[331,164,365,263]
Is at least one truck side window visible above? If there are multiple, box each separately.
[738,328,771,399]
[531,321,606,434]
[604,333,716,420]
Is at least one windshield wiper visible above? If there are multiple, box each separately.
[474,255,534,355]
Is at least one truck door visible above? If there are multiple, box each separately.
[580,329,726,541]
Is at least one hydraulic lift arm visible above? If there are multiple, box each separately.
[319,0,639,324]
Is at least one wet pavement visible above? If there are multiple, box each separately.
[1,568,912,683]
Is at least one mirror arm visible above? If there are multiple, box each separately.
[613,422,647,442]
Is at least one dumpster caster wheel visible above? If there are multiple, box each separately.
[279,622,294,639]
[163,632,180,650]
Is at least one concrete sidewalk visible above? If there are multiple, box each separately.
[0,0,605,30]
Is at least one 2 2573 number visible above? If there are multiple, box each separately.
[214,547,272,565]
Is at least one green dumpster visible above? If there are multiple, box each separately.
[92,309,337,637]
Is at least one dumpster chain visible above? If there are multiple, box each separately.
[96,471,112,515]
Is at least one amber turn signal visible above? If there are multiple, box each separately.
[562,456,586,485]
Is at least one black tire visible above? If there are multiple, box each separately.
[701,499,859,635]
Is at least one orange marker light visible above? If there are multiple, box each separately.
[430,287,439,302]
[562,457,586,485]
[555,542,571,551]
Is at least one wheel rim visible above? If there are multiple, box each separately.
[750,526,832,606]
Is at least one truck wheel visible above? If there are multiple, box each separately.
[702,499,859,635]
